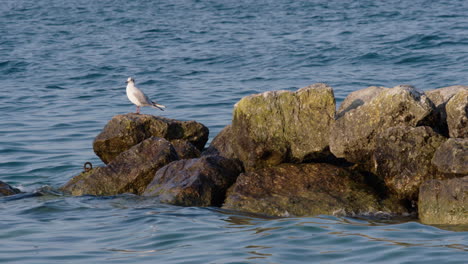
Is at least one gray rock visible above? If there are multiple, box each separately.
[432,138,468,175]
[446,90,468,138]
[143,156,243,206]
[232,83,336,170]
[0,181,20,196]
[337,86,388,118]
[61,137,178,196]
[330,85,435,167]
[426,86,468,137]
[93,114,208,164]
[374,126,447,201]
[419,176,467,225]
[223,163,386,217]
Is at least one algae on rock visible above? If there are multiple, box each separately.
[232,83,336,170]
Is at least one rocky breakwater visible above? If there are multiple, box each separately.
[61,84,467,225]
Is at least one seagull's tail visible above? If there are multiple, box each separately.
[151,102,166,111]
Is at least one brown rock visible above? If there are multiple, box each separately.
[143,156,243,206]
[223,163,384,217]
[61,137,178,196]
[93,114,208,164]
[171,139,201,160]
[330,85,435,167]
[232,83,336,170]
[432,138,468,175]
[374,126,447,201]
[445,90,468,138]
[419,176,467,225]
[0,181,20,196]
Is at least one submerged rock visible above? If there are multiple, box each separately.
[425,85,468,136]
[143,156,243,206]
[93,114,209,164]
[61,137,178,196]
[374,126,447,201]
[419,176,467,225]
[330,85,434,167]
[445,90,468,138]
[232,83,336,170]
[0,181,21,196]
[432,138,468,175]
[223,163,384,217]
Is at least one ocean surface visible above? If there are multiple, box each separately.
[1,0,467,263]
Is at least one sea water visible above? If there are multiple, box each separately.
[1,0,467,263]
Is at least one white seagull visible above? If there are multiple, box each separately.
[126,77,166,114]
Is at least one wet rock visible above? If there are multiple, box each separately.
[0,181,20,196]
[93,114,209,164]
[425,85,468,136]
[232,83,336,170]
[419,176,467,225]
[143,156,243,206]
[445,89,468,138]
[330,85,435,167]
[202,125,238,160]
[337,86,388,118]
[62,137,178,196]
[223,163,384,217]
[171,139,201,160]
[432,138,468,175]
[374,126,447,201]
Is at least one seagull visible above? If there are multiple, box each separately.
[126,77,166,114]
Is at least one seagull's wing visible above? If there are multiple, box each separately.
[132,87,152,105]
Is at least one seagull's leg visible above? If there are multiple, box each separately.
[136,106,140,114]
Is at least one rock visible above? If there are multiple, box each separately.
[143,156,243,206]
[202,125,238,160]
[61,137,178,196]
[337,86,388,118]
[223,163,384,217]
[232,83,336,170]
[374,126,447,201]
[93,114,209,164]
[0,181,20,196]
[446,90,468,138]
[171,139,200,160]
[426,86,468,137]
[432,138,468,175]
[330,85,435,166]
[419,176,467,225]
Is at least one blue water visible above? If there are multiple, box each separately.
[1,0,467,263]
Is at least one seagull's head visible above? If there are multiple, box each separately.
[126,77,135,84]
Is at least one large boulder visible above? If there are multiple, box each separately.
[432,138,468,175]
[374,126,447,201]
[232,83,336,170]
[93,114,209,164]
[143,156,243,206]
[337,86,388,118]
[419,176,467,225]
[330,85,435,167]
[445,90,468,138]
[61,137,178,196]
[222,163,385,217]
[0,181,20,196]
